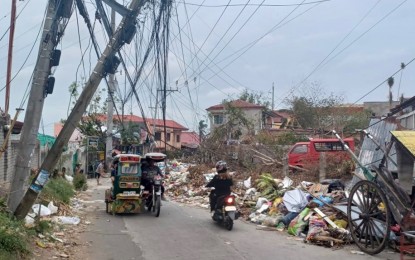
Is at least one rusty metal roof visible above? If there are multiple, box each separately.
[349,118,398,187]
[391,131,415,158]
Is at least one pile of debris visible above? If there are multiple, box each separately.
[247,177,350,247]
[165,160,350,248]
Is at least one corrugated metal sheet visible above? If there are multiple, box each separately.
[391,131,415,158]
[349,118,398,188]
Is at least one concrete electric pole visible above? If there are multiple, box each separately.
[8,0,73,213]
[14,0,146,219]
[106,9,116,164]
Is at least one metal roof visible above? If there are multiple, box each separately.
[349,118,398,188]
[391,131,415,158]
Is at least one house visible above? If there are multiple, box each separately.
[206,99,265,137]
[394,96,415,130]
[70,114,188,151]
[180,131,200,149]
[263,110,294,129]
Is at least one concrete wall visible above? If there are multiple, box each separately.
[364,101,401,117]
[0,115,40,192]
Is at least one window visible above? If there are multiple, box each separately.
[213,114,224,125]
[155,132,161,141]
[176,134,180,142]
[314,141,347,152]
[166,133,171,142]
[291,144,308,154]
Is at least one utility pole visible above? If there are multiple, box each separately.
[106,9,116,164]
[8,0,72,213]
[5,0,17,115]
[14,0,146,219]
[271,82,275,111]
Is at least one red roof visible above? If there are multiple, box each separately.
[86,114,188,130]
[181,131,200,144]
[206,99,265,111]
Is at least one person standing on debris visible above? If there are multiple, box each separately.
[141,157,166,200]
[206,161,233,213]
[95,159,104,185]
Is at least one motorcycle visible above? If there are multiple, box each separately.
[141,174,163,217]
[212,194,238,231]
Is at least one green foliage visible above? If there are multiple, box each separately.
[73,174,88,191]
[255,173,285,200]
[276,132,308,145]
[239,89,271,108]
[40,178,75,204]
[0,212,30,258]
[34,220,52,234]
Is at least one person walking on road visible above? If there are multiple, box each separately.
[95,160,104,185]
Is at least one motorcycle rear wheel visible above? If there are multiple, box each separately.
[225,216,233,231]
[155,196,161,217]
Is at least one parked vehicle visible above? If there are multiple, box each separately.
[287,138,355,169]
[211,194,238,231]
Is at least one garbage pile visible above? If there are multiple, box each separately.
[248,177,350,247]
[165,161,350,248]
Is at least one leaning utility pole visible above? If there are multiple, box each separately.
[8,0,72,213]
[106,9,116,164]
[14,0,146,219]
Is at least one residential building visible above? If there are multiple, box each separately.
[206,99,265,137]
[66,114,188,152]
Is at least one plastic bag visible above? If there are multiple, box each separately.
[287,208,310,236]
[262,214,284,227]
[53,216,80,225]
[256,197,269,209]
[32,204,52,216]
[48,201,58,214]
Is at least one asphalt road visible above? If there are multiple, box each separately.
[79,179,400,260]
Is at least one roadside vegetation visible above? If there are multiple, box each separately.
[0,176,80,258]
[0,197,31,259]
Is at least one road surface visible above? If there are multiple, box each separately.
[77,179,399,260]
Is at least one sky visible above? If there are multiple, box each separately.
[0,0,414,136]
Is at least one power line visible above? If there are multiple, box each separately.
[0,0,33,42]
[177,0,330,8]
[352,57,415,105]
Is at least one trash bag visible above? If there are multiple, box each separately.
[262,214,284,227]
[32,204,52,216]
[283,189,309,213]
[312,195,333,207]
[287,208,310,236]
[48,201,58,214]
[328,180,345,193]
[256,197,269,209]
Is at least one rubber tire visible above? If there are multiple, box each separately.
[155,196,161,217]
[225,216,233,231]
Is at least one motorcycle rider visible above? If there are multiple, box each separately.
[206,161,233,213]
[141,157,166,200]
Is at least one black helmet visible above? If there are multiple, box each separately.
[215,160,227,173]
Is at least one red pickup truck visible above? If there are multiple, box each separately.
[288,138,355,169]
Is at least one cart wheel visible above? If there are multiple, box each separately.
[155,196,161,217]
[347,180,391,255]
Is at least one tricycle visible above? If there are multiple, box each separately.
[105,152,166,216]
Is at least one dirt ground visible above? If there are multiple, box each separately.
[30,190,95,259]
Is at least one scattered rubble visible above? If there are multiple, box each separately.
[166,160,353,249]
